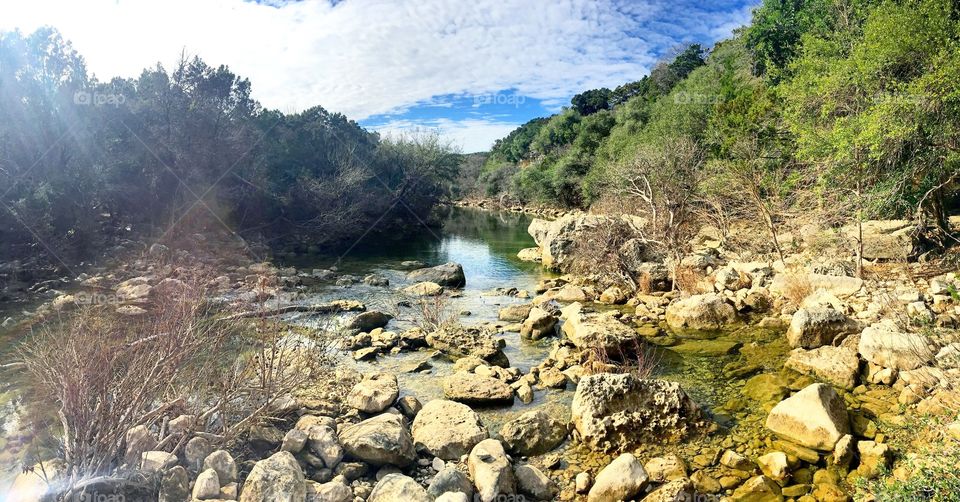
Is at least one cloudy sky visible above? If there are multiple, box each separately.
[2,0,757,152]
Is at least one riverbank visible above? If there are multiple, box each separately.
[2,206,959,502]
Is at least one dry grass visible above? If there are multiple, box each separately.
[581,338,661,379]
[673,265,705,295]
[780,268,813,307]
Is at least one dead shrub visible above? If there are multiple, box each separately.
[18,268,334,495]
[581,338,661,380]
[673,265,705,295]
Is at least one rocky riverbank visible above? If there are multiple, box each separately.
[4,208,960,502]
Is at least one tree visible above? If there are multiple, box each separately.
[571,88,612,115]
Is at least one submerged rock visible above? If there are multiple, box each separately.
[571,373,702,451]
[765,383,849,451]
[411,399,488,460]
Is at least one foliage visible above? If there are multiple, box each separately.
[571,88,612,115]
[0,28,458,265]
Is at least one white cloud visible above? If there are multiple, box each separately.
[373,118,521,154]
[1,0,755,150]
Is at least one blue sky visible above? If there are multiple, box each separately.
[2,0,759,152]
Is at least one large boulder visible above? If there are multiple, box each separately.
[368,474,431,502]
[665,293,737,331]
[560,302,639,353]
[765,383,850,451]
[346,373,399,414]
[407,262,466,288]
[842,219,919,260]
[528,214,647,271]
[426,325,509,367]
[588,453,649,502]
[571,373,702,451]
[498,410,567,456]
[238,451,306,502]
[442,372,514,405]
[770,272,864,299]
[859,320,935,370]
[411,399,488,460]
[338,413,415,467]
[785,346,860,389]
[786,306,859,349]
[467,439,516,502]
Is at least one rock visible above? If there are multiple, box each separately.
[786,306,858,349]
[140,451,177,472]
[442,372,514,405]
[771,272,864,299]
[731,475,782,502]
[571,373,702,451]
[538,367,568,388]
[560,302,639,353]
[644,453,687,482]
[403,281,444,296]
[193,468,221,500]
[743,373,791,410]
[368,474,431,502]
[691,470,722,494]
[855,441,890,479]
[671,338,742,357]
[116,277,152,303]
[599,286,627,304]
[159,465,190,502]
[499,304,533,322]
[281,429,308,453]
[516,383,534,403]
[785,346,860,389]
[757,452,789,483]
[468,439,516,502]
[426,324,509,367]
[640,479,695,502]
[407,262,466,288]
[529,214,647,271]
[833,434,855,469]
[576,472,592,494]
[665,293,737,331]
[346,311,392,331]
[720,449,754,471]
[435,493,469,502]
[338,413,415,467]
[307,425,343,469]
[397,395,422,417]
[537,283,591,303]
[347,372,399,413]
[520,306,558,340]
[765,383,850,451]
[124,424,157,466]
[517,247,542,262]
[858,320,934,370]
[184,436,213,472]
[842,219,918,260]
[203,450,238,484]
[427,466,474,499]
[411,399,488,460]
[305,479,353,502]
[239,451,306,502]
[499,410,567,456]
[515,464,558,500]
[363,274,390,286]
[587,453,649,502]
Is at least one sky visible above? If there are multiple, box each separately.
[1,0,758,152]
